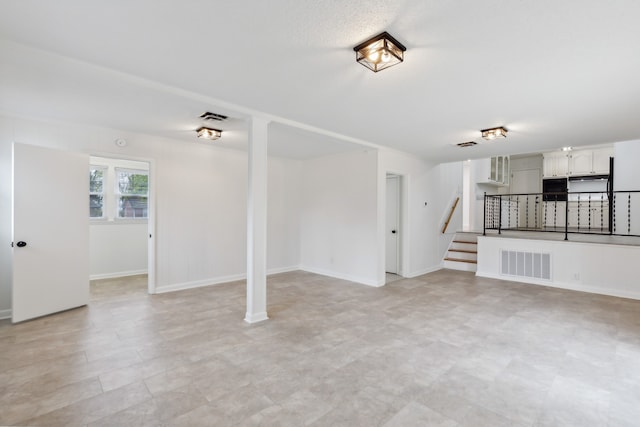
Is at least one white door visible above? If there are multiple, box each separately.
[12,143,89,323]
[385,176,399,274]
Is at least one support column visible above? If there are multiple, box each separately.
[245,116,269,323]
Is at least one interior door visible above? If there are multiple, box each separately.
[385,175,399,274]
[12,143,89,323]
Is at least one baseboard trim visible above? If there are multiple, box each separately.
[90,269,148,280]
[299,265,381,287]
[0,309,11,320]
[244,311,269,323]
[154,265,301,294]
[403,265,442,278]
[476,271,640,301]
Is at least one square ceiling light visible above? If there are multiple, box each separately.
[196,126,222,141]
[481,126,508,140]
[353,31,406,73]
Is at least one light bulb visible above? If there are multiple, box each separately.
[367,50,380,63]
[381,50,391,63]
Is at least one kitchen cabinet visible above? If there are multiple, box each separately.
[543,152,569,178]
[591,147,614,174]
[476,155,510,185]
[567,147,614,176]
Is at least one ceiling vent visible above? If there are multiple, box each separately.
[200,112,228,121]
[457,141,477,148]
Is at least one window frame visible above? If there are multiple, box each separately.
[114,167,149,220]
[89,165,107,220]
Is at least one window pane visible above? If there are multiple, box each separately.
[119,195,148,218]
[89,168,104,193]
[117,170,148,195]
[90,194,104,218]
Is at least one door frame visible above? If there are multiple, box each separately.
[89,152,157,294]
[384,172,406,280]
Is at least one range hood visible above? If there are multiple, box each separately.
[568,174,609,182]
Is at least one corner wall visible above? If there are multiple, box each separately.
[299,149,379,286]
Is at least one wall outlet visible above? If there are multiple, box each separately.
[573,272,580,280]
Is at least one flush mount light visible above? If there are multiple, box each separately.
[481,126,508,140]
[353,31,406,73]
[196,126,222,140]
[562,146,573,151]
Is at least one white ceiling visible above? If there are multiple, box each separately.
[1,0,639,162]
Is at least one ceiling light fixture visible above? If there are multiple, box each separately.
[481,126,508,140]
[353,31,406,73]
[196,126,222,141]
[562,146,573,151]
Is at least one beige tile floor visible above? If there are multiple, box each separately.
[1,270,640,426]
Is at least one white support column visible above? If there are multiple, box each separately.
[245,116,269,323]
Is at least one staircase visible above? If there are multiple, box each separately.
[443,232,479,272]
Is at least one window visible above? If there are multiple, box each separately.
[88,158,149,221]
[116,168,148,219]
[89,166,106,218]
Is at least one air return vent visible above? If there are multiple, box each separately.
[501,250,551,280]
[200,112,228,121]
[457,141,477,147]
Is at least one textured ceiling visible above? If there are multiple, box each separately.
[1,0,639,161]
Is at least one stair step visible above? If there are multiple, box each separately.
[444,257,477,264]
[452,240,477,244]
[448,249,477,254]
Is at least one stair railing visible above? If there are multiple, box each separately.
[442,196,460,234]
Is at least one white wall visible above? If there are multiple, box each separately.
[477,236,640,300]
[267,156,301,273]
[613,140,640,235]
[90,223,148,279]
[0,114,301,315]
[378,150,463,282]
[299,149,379,286]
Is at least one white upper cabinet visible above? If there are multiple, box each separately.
[568,150,593,176]
[591,147,614,174]
[543,152,569,178]
[475,155,510,186]
[544,147,613,178]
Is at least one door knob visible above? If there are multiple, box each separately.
[391,230,397,234]
[16,241,27,247]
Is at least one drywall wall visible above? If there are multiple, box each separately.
[613,140,640,236]
[378,149,463,281]
[477,236,640,300]
[299,149,379,286]
[0,114,302,316]
[90,223,148,279]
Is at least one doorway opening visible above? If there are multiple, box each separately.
[89,156,154,294]
[386,173,403,283]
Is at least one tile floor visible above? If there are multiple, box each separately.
[1,270,640,426]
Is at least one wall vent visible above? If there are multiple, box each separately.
[501,250,551,280]
[200,112,228,121]
[457,141,477,147]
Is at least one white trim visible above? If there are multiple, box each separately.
[403,265,442,278]
[265,265,300,275]
[476,271,640,301]
[153,266,300,294]
[154,273,246,294]
[299,265,382,287]
[244,311,269,323]
[0,309,11,320]
[90,269,148,281]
